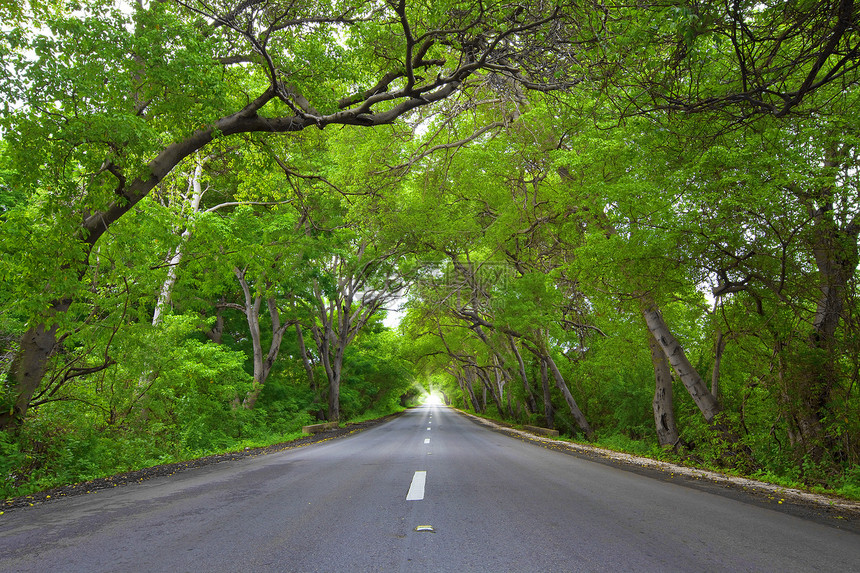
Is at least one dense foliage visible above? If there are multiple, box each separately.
[2,0,860,499]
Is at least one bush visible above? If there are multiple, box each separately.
[0,431,27,498]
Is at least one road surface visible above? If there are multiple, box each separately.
[1,405,858,572]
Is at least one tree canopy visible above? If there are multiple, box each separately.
[2,0,860,499]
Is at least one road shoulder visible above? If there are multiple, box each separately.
[1,412,404,515]
[454,408,860,533]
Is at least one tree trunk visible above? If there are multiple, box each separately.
[204,303,225,344]
[328,339,347,422]
[328,370,342,422]
[544,352,593,439]
[152,157,206,326]
[243,297,290,409]
[152,243,184,327]
[0,300,70,430]
[641,300,721,423]
[295,324,317,396]
[792,142,859,463]
[311,321,341,421]
[478,366,505,415]
[650,333,679,448]
[235,267,264,407]
[234,269,290,410]
[711,329,726,399]
[491,355,514,417]
[509,335,538,414]
[463,367,482,412]
[539,357,555,429]
[306,242,398,423]
[799,206,858,461]
[481,379,487,412]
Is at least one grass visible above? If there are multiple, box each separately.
[459,407,860,503]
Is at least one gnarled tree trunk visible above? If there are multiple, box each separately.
[0,300,70,431]
[509,335,538,415]
[539,357,555,429]
[295,324,318,397]
[463,366,482,413]
[794,146,860,461]
[642,300,721,423]
[543,352,593,439]
[649,333,679,447]
[233,268,292,409]
[711,328,726,399]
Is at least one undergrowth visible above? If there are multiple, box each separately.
[460,407,860,502]
[1,406,407,500]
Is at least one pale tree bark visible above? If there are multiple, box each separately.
[481,377,488,412]
[471,324,515,417]
[558,166,724,428]
[509,335,538,415]
[295,324,318,397]
[542,351,593,439]
[476,365,505,415]
[152,156,207,326]
[641,299,721,423]
[152,154,294,328]
[308,239,401,421]
[490,356,509,416]
[440,390,451,405]
[132,157,209,411]
[448,366,477,411]
[232,267,294,409]
[649,333,679,448]
[491,355,515,418]
[435,325,482,412]
[449,299,570,428]
[539,357,555,429]
[462,366,483,413]
[517,329,593,438]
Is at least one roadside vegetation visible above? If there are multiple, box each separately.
[3,0,860,501]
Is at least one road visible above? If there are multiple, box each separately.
[1,405,858,572]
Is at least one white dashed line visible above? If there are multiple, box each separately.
[406,471,427,501]
[424,438,430,444]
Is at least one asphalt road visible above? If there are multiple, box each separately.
[1,405,859,572]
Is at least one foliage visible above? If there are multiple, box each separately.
[2,0,860,499]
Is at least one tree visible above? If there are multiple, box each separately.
[307,233,406,421]
[604,0,860,119]
[0,0,586,429]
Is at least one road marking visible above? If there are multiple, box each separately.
[424,438,430,444]
[406,471,426,501]
[427,427,431,430]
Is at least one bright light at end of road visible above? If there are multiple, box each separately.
[424,393,443,406]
